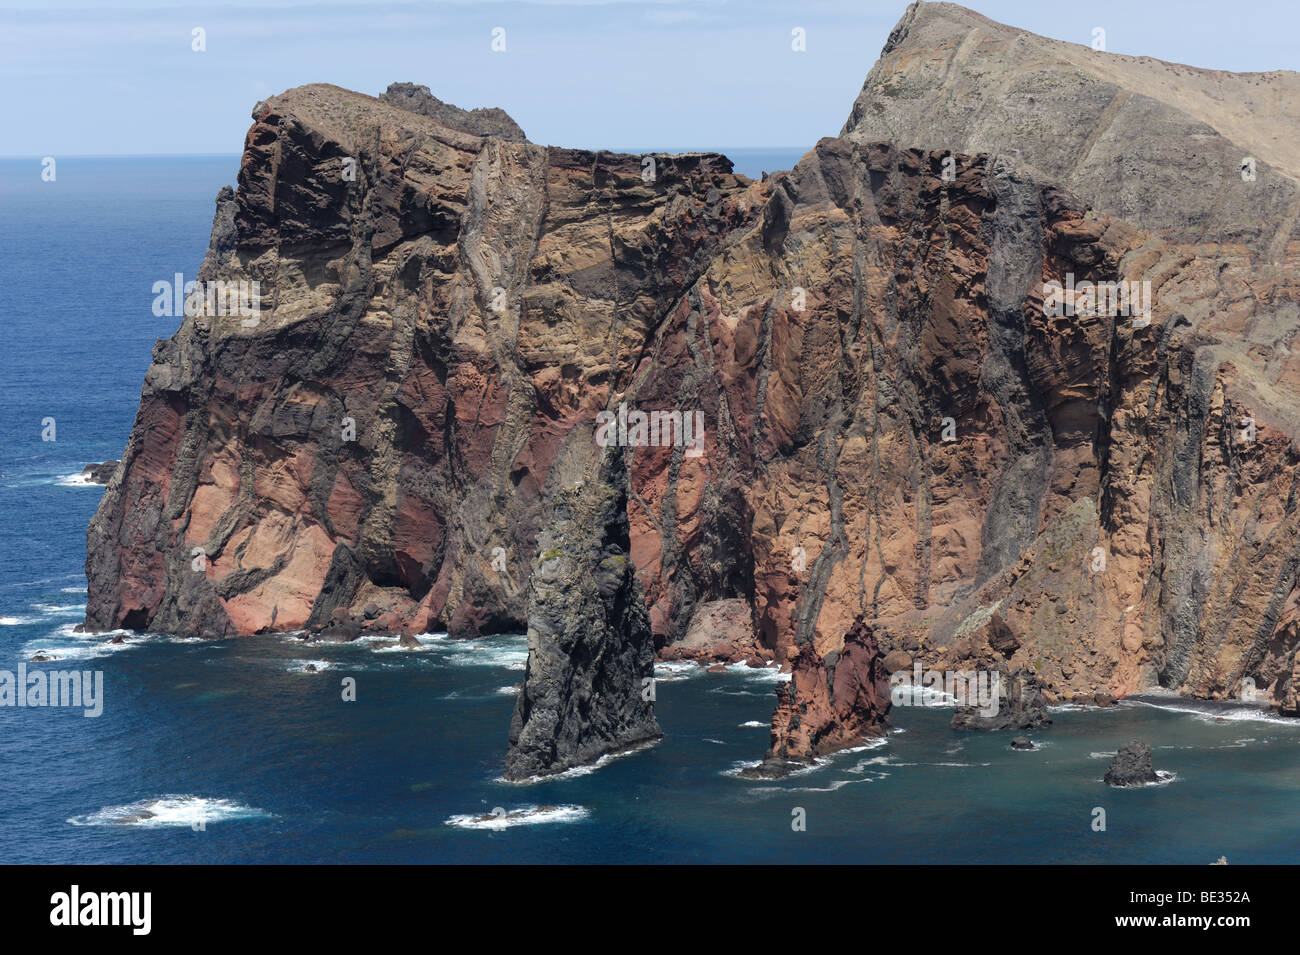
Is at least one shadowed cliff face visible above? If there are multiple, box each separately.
[86,3,1300,767]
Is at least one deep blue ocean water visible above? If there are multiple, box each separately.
[1,155,1299,864]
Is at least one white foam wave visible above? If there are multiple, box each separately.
[499,739,660,784]
[735,663,790,683]
[373,641,428,653]
[68,795,271,828]
[724,756,829,779]
[445,804,588,830]
[838,737,889,755]
[31,603,86,615]
[445,647,528,670]
[653,661,702,680]
[21,625,201,662]
[1106,770,1179,788]
[1124,697,1300,728]
[847,755,905,773]
[892,685,958,707]
[287,659,334,673]
[781,776,881,793]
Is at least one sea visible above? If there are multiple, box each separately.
[1,152,1298,864]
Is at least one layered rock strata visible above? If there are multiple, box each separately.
[86,3,1300,770]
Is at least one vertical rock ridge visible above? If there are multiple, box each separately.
[505,447,661,780]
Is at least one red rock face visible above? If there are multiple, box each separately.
[85,85,764,644]
[86,57,1300,763]
[764,617,892,763]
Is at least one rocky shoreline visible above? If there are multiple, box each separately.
[83,1,1300,775]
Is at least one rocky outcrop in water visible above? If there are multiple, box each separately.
[742,617,891,777]
[505,448,661,780]
[85,3,1300,772]
[80,462,119,485]
[950,667,1052,731]
[1104,739,1160,787]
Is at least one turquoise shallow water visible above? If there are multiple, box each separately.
[1,156,1298,864]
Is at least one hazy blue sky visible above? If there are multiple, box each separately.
[2,0,1295,155]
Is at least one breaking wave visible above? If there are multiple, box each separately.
[68,795,271,828]
[445,804,589,830]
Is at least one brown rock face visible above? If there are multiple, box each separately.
[379,83,529,143]
[1280,650,1300,717]
[746,617,891,775]
[842,1,1300,247]
[656,597,769,665]
[832,1,1300,718]
[86,3,1300,766]
[85,83,757,642]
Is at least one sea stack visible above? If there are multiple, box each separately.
[950,667,1053,731]
[1104,739,1161,787]
[741,617,891,778]
[505,448,661,781]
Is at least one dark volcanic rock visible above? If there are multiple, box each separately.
[83,5,1300,763]
[1010,735,1034,750]
[736,757,811,780]
[380,82,528,141]
[1104,739,1161,787]
[80,461,119,485]
[951,668,1052,731]
[504,449,661,781]
[83,82,743,644]
[315,610,363,643]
